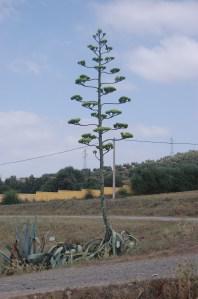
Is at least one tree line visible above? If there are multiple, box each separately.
[1,150,198,195]
[130,150,198,194]
[0,166,123,194]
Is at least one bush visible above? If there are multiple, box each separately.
[116,187,130,198]
[1,190,21,205]
[84,190,95,200]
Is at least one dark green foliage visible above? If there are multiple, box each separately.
[116,187,130,197]
[130,151,198,195]
[115,76,125,82]
[104,173,123,187]
[0,166,125,193]
[110,68,120,73]
[114,123,128,129]
[2,190,21,205]
[70,95,83,102]
[103,86,116,94]
[68,118,81,125]
[119,96,131,103]
[121,132,133,139]
[84,190,95,200]
[40,178,59,192]
[56,167,83,190]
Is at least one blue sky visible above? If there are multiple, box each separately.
[0,0,198,178]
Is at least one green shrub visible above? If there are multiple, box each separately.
[116,187,130,198]
[1,190,21,205]
[84,190,94,200]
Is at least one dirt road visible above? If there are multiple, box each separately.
[0,253,197,299]
[1,215,198,222]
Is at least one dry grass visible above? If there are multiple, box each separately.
[0,190,198,217]
[13,277,198,299]
[0,216,198,259]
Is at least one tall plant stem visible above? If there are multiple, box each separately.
[97,34,111,239]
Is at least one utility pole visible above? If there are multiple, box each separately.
[83,148,88,169]
[170,137,174,156]
[112,138,116,200]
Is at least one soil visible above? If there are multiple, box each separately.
[0,253,197,299]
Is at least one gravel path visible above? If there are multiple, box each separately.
[1,215,198,222]
[0,253,197,299]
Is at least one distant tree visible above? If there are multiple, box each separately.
[0,178,8,193]
[56,167,84,190]
[130,151,198,195]
[104,173,122,187]
[68,29,133,240]
[4,176,21,191]
[40,178,59,192]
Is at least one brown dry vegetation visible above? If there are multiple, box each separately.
[0,216,198,259]
[12,277,198,299]
[1,190,198,217]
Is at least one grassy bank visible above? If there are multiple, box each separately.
[0,190,198,217]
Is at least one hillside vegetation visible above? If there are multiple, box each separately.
[130,151,198,194]
[0,150,198,196]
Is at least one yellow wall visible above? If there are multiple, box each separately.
[34,187,120,201]
[0,186,130,202]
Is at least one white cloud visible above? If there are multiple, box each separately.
[0,0,24,22]
[0,112,171,178]
[95,0,198,36]
[9,59,45,75]
[0,111,85,178]
[128,36,198,82]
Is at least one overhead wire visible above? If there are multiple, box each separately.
[0,138,197,167]
[0,146,87,167]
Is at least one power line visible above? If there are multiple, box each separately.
[0,138,198,167]
[125,139,198,146]
[0,146,87,167]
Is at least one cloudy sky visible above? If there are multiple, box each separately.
[0,0,198,178]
